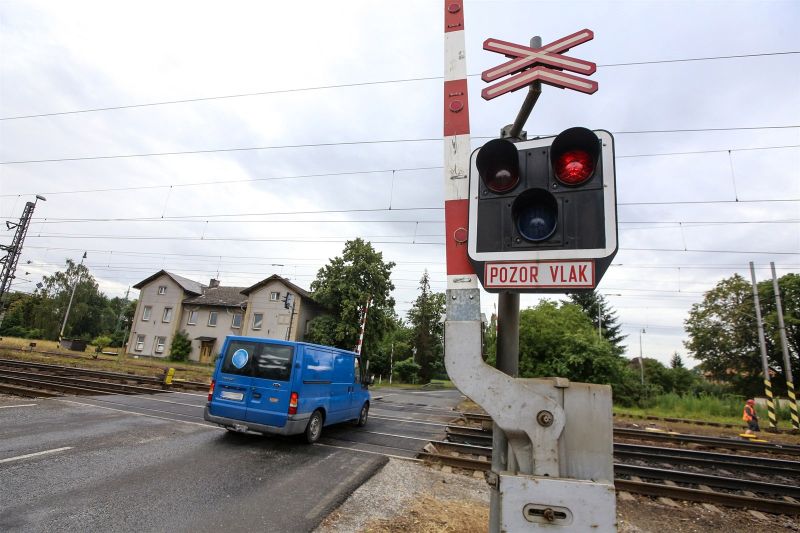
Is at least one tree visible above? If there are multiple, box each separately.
[169,330,192,362]
[567,291,627,355]
[407,271,445,383]
[393,358,421,383]
[371,315,413,379]
[670,353,684,369]
[306,239,396,363]
[516,301,636,389]
[684,273,798,397]
[31,259,109,340]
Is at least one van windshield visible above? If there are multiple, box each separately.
[220,341,294,382]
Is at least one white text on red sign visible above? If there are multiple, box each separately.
[484,261,596,289]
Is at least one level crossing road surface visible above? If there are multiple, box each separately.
[0,387,463,532]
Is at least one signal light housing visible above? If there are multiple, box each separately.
[467,127,617,293]
[288,392,299,415]
[207,380,215,402]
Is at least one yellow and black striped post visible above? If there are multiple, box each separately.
[771,263,800,431]
[787,381,800,430]
[763,379,778,430]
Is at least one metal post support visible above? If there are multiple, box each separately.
[770,262,800,430]
[750,262,778,429]
[504,37,542,141]
[59,251,87,340]
[490,291,520,531]
[0,201,38,329]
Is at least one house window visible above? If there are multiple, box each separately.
[158,286,167,295]
[187,310,198,325]
[142,306,152,321]
[208,311,218,327]
[253,313,264,330]
[231,313,242,329]
[270,292,280,301]
[155,336,166,354]
[135,335,145,351]
[162,307,173,323]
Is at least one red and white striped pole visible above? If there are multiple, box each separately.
[354,296,372,356]
[443,0,478,293]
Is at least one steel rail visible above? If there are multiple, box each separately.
[434,439,800,476]
[418,451,800,515]
[0,374,126,396]
[462,411,800,435]
[0,382,62,398]
[0,370,167,395]
[447,425,800,456]
[614,427,800,455]
[614,479,800,516]
[615,463,800,498]
[0,357,208,391]
[614,443,800,476]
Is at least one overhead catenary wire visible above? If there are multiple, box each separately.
[1,138,797,166]
[1,51,796,121]
[3,140,799,197]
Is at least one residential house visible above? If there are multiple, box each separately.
[127,270,323,363]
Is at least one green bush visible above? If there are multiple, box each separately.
[169,330,192,362]
[91,335,113,353]
[394,358,420,383]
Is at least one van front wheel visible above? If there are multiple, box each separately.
[304,410,324,444]
[356,403,369,427]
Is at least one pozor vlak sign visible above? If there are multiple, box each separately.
[467,128,618,293]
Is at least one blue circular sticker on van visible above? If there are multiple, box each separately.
[231,349,249,369]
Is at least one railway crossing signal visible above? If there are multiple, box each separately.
[467,127,618,292]
[481,29,598,100]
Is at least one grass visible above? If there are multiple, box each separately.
[614,392,795,426]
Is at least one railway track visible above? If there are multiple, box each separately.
[0,358,208,396]
[419,440,800,516]
[447,423,800,456]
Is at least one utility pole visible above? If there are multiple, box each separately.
[0,196,45,328]
[770,262,800,430]
[60,251,87,340]
[750,262,778,429]
[638,328,646,385]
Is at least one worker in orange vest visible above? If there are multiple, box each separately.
[742,399,760,435]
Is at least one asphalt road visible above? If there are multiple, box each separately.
[0,387,463,532]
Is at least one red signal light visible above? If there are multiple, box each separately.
[555,149,594,185]
[207,380,215,402]
[289,392,299,415]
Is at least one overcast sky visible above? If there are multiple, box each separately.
[1,0,798,366]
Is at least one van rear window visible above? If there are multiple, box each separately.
[220,341,294,381]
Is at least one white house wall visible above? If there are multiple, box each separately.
[180,305,244,361]
[242,281,297,340]
[127,274,184,357]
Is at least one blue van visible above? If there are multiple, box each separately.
[204,336,371,443]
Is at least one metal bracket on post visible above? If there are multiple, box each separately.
[445,288,616,531]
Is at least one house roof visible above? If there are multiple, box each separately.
[132,270,205,295]
[240,274,313,300]
[183,286,248,308]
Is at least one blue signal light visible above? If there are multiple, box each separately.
[513,189,558,242]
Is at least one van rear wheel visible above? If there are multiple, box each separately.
[356,403,369,427]
[304,410,324,444]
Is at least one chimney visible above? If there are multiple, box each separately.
[209,278,220,288]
